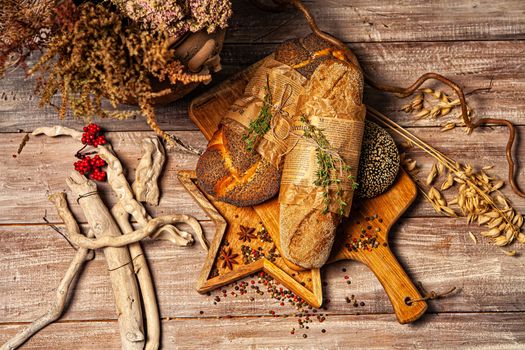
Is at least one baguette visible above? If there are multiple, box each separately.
[279,58,365,269]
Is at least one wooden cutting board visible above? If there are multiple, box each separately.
[178,170,324,308]
[187,58,427,324]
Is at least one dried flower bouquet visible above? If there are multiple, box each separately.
[0,0,232,152]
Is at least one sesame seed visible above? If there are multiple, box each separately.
[356,121,400,199]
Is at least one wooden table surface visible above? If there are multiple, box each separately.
[1,1,525,349]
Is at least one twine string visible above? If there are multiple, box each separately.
[406,283,457,305]
[76,190,98,204]
[107,253,144,272]
[42,215,78,250]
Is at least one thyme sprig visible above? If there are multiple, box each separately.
[242,76,273,152]
[300,115,359,215]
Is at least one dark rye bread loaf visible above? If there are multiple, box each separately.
[196,34,355,207]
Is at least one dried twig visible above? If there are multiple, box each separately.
[101,140,162,350]
[0,229,94,350]
[63,173,146,349]
[132,136,166,206]
[28,126,206,349]
[112,203,160,350]
[32,125,82,140]
[98,144,207,250]
[49,191,202,250]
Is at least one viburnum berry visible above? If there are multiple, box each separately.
[90,168,107,181]
[89,155,106,168]
[81,123,105,147]
[73,155,107,181]
[74,124,108,181]
[92,135,107,147]
[73,156,93,175]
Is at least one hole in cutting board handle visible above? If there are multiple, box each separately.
[404,296,413,306]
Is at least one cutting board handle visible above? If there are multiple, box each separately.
[363,246,427,324]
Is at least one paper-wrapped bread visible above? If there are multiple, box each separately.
[279,58,365,269]
[196,34,357,207]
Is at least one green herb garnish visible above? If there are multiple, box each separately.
[300,115,359,215]
[242,76,273,152]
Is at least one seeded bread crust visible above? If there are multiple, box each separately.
[196,120,280,207]
[196,33,354,207]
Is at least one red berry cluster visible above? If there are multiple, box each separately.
[81,123,107,147]
[74,155,107,181]
[74,123,108,181]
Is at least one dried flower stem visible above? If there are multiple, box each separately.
[30,3,209,151]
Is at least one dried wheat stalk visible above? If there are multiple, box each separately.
[369,106,524,251]
[401,87,470,131]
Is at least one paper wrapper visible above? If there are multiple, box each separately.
[223,57,307,168]
[279,60,366,217]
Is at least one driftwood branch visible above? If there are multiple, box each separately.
[132,137,166,206]
[31,125,206,250]
[99,145,208,251]
[112,203,160,350]
[65,171,145,350]
[29,126,208,350]
[32,126,82,141]
[49,191,201,250]
[103,142,162,350]
[0,229,94,350]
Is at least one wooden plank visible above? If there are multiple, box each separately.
[1,218,524,323]
[1,41,524,132]
[1,312,525,349]
[227,0,525,43]
[0,128,523,224]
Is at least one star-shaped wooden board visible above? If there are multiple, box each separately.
[186,56,428,323]
[178,170,323,307]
